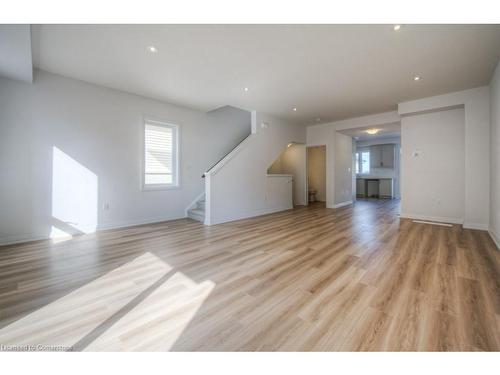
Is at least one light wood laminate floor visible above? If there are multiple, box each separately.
[0,200,499,351]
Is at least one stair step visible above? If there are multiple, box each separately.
[187,208,205,223]
[197,200,205,209]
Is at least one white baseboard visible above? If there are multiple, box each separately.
[96,212,186,231]
[209,205,293,226]
[488,229,500,250]
[0,234,50,247]
[333,200,353,209]
[463,222,489,231]
[0,212,186,247]
[399,213,463,225]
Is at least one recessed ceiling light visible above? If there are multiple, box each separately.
[366,129,380,135]
[393,25,401,31]
[148,46,158,53]
[414,76,421,81]
[287,143,293,148]
[292,107,297,112]
[244,87,249,92]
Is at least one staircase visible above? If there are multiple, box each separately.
[187,198,205,223]
[185,110,300,226]
[187,133,251,225]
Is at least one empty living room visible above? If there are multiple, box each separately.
[1,0,499,373]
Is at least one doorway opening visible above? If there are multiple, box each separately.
[306,145,326,205]
[338,123,401,202]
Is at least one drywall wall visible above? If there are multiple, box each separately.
[0,25,33,83]
[399,86,490,229]
[355,136,401,199]
[268,144,307,205]
[351,139,357,202]
[206,112,306,225]
[0,70,250,245]
[334,132,353,207]
[401,107,465,223]
[490,60,500,249]
[267,152,285,174]
[307,146,326,202]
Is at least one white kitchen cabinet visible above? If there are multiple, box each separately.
[381,144,395,168]
[356,177,394,199]
[356,178,366,197]
[369,144,395,168]
[379,179,393,198]
[370,145,382,168]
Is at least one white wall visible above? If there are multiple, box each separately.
[206,112,306,225]
[334,132,353,206]
[401,108,465,224]
[399,86,490,229]
[490,60,500,249]
[267,152,285,174]
[0,70,250,245]
[267,144,307,206]
[0,25,33,83]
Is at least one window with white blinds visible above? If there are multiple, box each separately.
[143,120,179,188]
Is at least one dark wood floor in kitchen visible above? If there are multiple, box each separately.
[0,199,498,351]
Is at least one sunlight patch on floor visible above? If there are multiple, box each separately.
[84,273,215,351]
[49,226,73,243]
[0,252,172,349]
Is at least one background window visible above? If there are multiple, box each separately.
[143,120,179,188]
[360,151,370,174]
[356,151,370,174]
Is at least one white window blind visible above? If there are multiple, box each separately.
[144,121,178,188]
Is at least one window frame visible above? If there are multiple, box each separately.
[141,118,180,191]
[355,152,360,174]
[356,149,370,175]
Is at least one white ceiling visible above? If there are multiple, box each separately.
[31,25,500,125]
[339,122,401,141]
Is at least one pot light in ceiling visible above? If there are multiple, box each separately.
[366,129,380,135]
[414,76,421,81]
[287,143,293,148]
[393,25,401,31]
[147,46,158,53]
[292,107,297,112]
[244,87,249,92]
